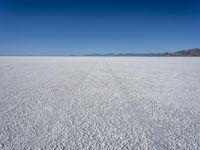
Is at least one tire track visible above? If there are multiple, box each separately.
[32,62,98,149]
[105,60,175,149]
[105,60,200,149]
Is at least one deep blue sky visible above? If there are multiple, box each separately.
[0,0,200,55]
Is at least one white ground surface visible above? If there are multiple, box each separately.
[0,57,200,150]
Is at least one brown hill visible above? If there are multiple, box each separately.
[170,48,200,56]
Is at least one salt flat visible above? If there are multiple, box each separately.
[0,57,200,149]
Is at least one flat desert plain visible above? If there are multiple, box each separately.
[0,57,200,149]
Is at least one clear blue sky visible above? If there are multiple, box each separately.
[0,0,200,55]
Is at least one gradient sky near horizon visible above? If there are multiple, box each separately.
[0,0,200,55]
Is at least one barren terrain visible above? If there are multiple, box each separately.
[0,57,200,149]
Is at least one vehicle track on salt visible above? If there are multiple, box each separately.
[105,58,200,149]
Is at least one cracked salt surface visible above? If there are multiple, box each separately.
[0,57,200,149]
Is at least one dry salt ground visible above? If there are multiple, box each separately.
[0,57,200,149]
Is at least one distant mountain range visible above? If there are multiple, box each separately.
[1,48,200,56]
[84,48,200,57]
